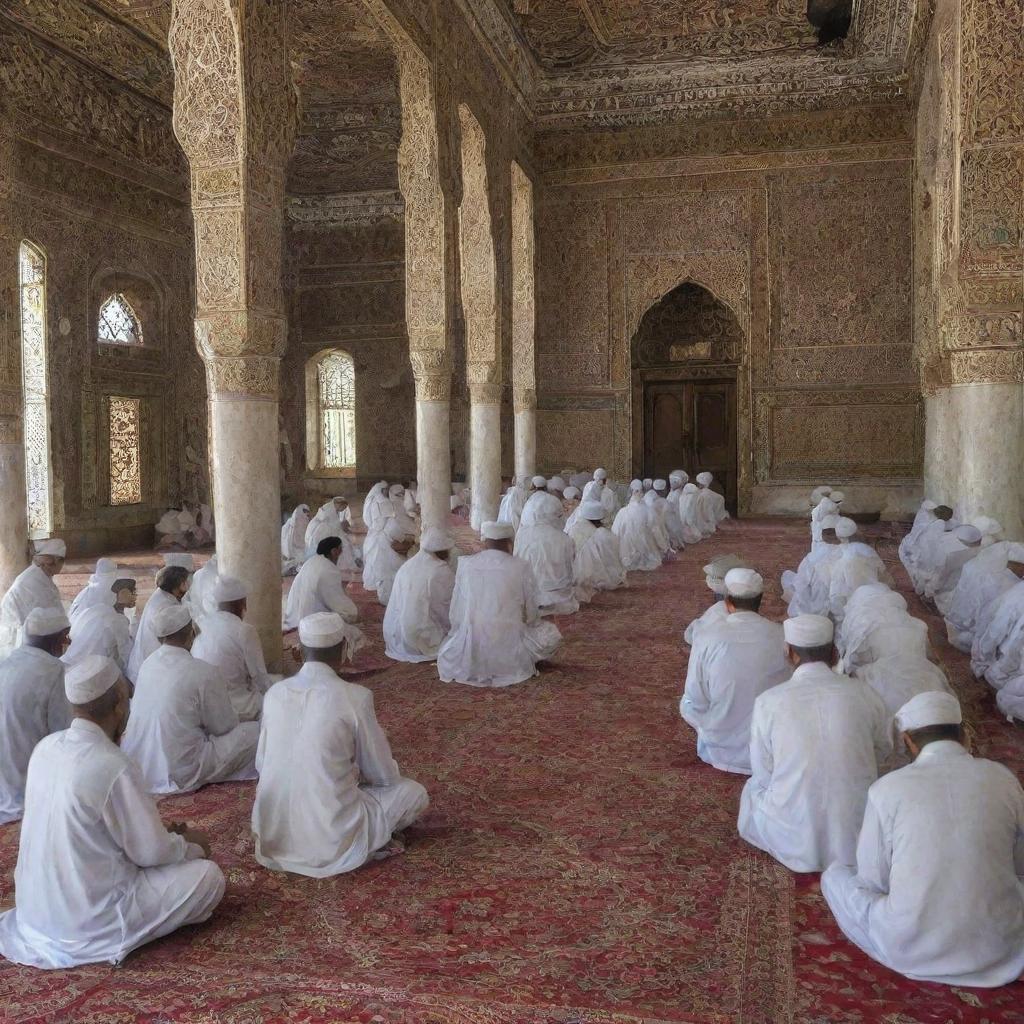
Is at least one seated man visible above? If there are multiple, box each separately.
[570,499,626,604]
[612,482,663,572]
[0,608,71,824]
[787,520,843,617]
[184,553,218,630]
[828,518,894,627]
[683,555,750,646]
[930,524,983,612]
[305,497,357,571]
[853,649,951,718]
[127,562,192,683]
[681,570,791,774]
[253,612,428,876]
[908,505,956,593]
[945,544,1024,652]
[738,614,892,872]
[514,497,579,615]
[971,574,1024,688]
[0,656,222,969]
[822,692,1024,987]
[897,498,938,574]
[383,528,456,664]
[283,536,360,633]
[370,519,415,607]
[64,578,136,673]
[68,558,119,624]
[122,605,259,794]
[694,472,728,536]
[191,576,276,721]
[438,521,562,687]
[0,539,66,658]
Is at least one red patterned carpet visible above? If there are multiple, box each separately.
[1,519,1023,1024]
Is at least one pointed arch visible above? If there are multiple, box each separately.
[306,348,357,474]
[98,292,144,345]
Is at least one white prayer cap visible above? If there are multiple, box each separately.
[563,486,581,501]
[153,603,192,638]
[653,479,667,491]
[784,614,833,647]
[298,611,347,649]
[811,486,832,502]
[25,606,70,637]
[705,576,726,595]
[835,517,858,539]
[547,476,566,491]
[385,518,410,542]
[65,655,121,704]
[724,569,763,599]
[593,468,607,481]
[629,479,643,492]
[421,528,454,553]
[643,478,653,488]
[213,575,248,602]
[580,500,605,521]
[683,482,698,493]
[830,490,846,504]
[481,521,515,541]
[388,484,405,498]
[162,553,194,571]
[895,691,962,733]
[332,495,349,504]
[820,514,840,532]
[95,558,118,576]
[696,472,713,486]
[972,516,1002,538]
[668,472,683,484]
[703,554,749,580]
[531,475,547,488]
[922,499,938,510]
[955,524,982,544]
[34,539,66,557]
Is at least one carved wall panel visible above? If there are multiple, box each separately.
[537,409,616,474]
[510,161,536,409]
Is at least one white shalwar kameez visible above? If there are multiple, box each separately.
[283,554,360,631]
[68,563,118,624]
[738,662,892,872]
[0,719,224,968]
[252,662,428,876]
[305,501,357,571]
[570,521,625,603]
[126,589,181,683]
[909,519,957,593]
[898,504,937,576]
[678,486,706,541]
[437,549,562,687]
[370,542,408,607]
[185,557,217,630]
[383,550,455,663]
[971,580,1024,687]
[520,491,565,531]
[513,509,579,616]
[683,598,729,647]
[281,504,311,565]
[663,490,687,549]
[836,586,906,661]
[122,644,259,794]
[0,564,64,657]
[612,494,662,571]
[853,653,951,717]
[828,544,891,626]
[944,542,1024,652]
[498,482,528,529]
[821,741,1024,987]
[0,647,69,824]
[64,600,132,673]
[191,609,276,721]
[931,543,981,617]
[643,491,672,555]
[786,545,842,617]
[681,611,791,774]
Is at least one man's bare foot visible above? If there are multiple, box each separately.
[371,836,406,861]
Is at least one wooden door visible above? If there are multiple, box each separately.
[692,381,737,515]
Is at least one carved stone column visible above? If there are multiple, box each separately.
[468,375,502,530]
[410,349,451,531]
[0,118,29,591]
[511,162,537,481]
[170,0,295,666]
[513,388,537,481]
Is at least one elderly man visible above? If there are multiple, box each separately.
[64,578,136,672]
[383,528,456,663]
[123,605,259,794]
[0,539,66,657]
[191,576,276,721]
[681,570,791,775]
[0,656,222,969]
[514,494,579,616]
[822,691,1024,987]
[438,521,562,687]
[571,500,626,603]
[370,519,415,607]
[738,615,892,873]
[68,558,119,624]
[253,612,429,876]
[126,563,191,683]
[612,482,662,571]
[0,608,71,824]
[283,536,360,634]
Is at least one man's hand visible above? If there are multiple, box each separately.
[183,828,213,858]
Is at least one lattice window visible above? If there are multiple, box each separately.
[98,293,143,345]
[317,350,356,469]
[109,397,142,505]
[18,241,52,534]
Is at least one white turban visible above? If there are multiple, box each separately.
[66,655,121,704]
[668,472,683,485]
[385,519,410,542]
[531,476,547,488]
[820,514,841,532]
[895,691,962,733]
[830,490,845,504]
[653,479,667,491]
[593,468,607,481]
[299,611,347,649]
[835,517,858,539]
[162,553,194,571]
[563,486,581,501]
[683,483,698,494]
[213,575,249,603]
[420,528,454,553]
[696,473,713,487]
[811,486,832,503]
[481,521,515,541]
[784,614,834,647]
[154,604,192,638]
[580,500,605,521]
[642,478,653,489]
[94,558,118,576]
[629,479,643,492]
[547,476,566,492]
[388,484,405,498]
[25,606,70,637]
[724,569,763,599]
[35,539,66,557]
[955,524,982,544]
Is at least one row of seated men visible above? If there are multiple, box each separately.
[679,498,1024,990]
[900,498,1024,723]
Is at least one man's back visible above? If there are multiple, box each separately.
[65,604,131,669]
[383,551,454,662]
[192,610,266,720]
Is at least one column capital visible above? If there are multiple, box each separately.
[195,310,287,361]
[469,381,503,404]
[204,355,280,400]
[410,347,451,402]
[513,387,537,413]
[949,349,1024,386]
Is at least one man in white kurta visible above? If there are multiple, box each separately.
[971,577,1024,687]
[122,605,259,794]
[786,520,843,617]
[612,484,662,571]
[0,608,71,824]
[828,518,893,627]
[0,656,223,969]
[682,556,751,646]
[907,507,956,593]
[370,519,414,607]
[836,583,905,659]
[661,476,688,549]
[498,478,528,529]
[283,537,360,632]
[853,652,951,718]
[281,503,311,571]
[438,521,562,687]
[929,524,983,614]
[944,542,1024,652]
[306,498,358,572]
[383,528,456,663]
[68,558,119,624]
[0,539,66,658]
[694,473,728,535]
[738,615,892,873]
[191,576,276,721]
[182,553,216,630]
[514,497,579,615]
[126,563,191,683]
[253,613,429,876]
[643,485,672,555]
[570,500,626,603]
[64,578,136,672]
[897,498,937,574]
[822,691,1024,987]
[681,570,791,775]
[519,477,553,530]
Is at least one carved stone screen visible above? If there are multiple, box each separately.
[108,397,142,506]
[317,350,356,470]
[18,241,52,534]
[98,293,143,346]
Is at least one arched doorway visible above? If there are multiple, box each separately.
[631,282,742,513]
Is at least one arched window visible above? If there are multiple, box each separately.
[18,241,53,534]
[109,397,142,505]
[315,350,356,470]
[97,293,143,345]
